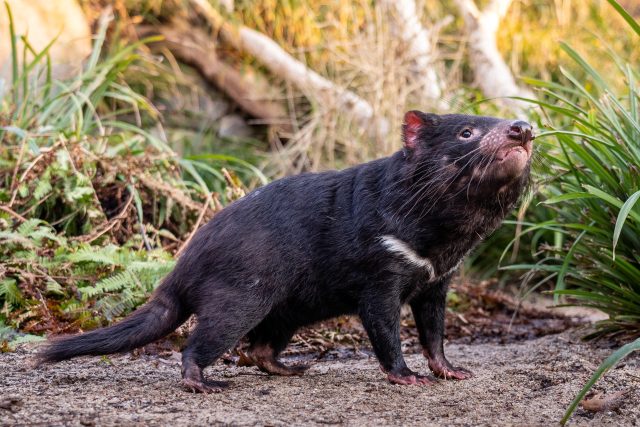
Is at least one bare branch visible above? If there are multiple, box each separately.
[380,0,444,105]
[454,0,534,114]
[454,0,482,20]
[189,0,389,138]
[138,23,290,130]
[486,0,514,19]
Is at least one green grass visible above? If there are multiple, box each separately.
[0,4,263,344]
[503,0,640,339]
[497,0,640,422]
[561,336,640,425]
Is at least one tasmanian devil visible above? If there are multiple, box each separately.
[38,111,534,392]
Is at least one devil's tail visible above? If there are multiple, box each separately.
[37,271,187,364]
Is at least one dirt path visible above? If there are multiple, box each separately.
[1,331,639,426]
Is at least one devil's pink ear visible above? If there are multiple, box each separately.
[402,110,437,149]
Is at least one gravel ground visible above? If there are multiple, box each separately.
[1,331,639,426]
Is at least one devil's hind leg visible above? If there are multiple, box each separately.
[181,290,271,393]
[239,312,309,376]
[181,322,235,393]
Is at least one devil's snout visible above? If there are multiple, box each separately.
[508,121,534,144]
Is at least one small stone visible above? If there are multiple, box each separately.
[0,395,23,412]
[80,417,96,426]
[218,115,253,138]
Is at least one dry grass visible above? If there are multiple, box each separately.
[247,1,465,176]
[498,0,640,82]
[84,0,640,177]
[231,0,640,175]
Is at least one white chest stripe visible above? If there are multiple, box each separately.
[380,235,435,279]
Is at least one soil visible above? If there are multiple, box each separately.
[1,282,639,426]
[1,331,639,426]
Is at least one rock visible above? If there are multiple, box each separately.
[218,114,253,139]
[0,0,91,84]
[0,395,23,412]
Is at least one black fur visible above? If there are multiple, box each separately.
[38,112,534,390]
[39,277,187,362]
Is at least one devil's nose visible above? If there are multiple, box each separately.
[508,121,534,143]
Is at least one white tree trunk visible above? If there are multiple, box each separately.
[380,0,444,105]
[455,0,534,114]
[190,0,389,138]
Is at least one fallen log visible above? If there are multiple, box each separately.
[189,0,389,138]
[454,0,534,113]
[137,22,290,130]
[380,0,444,105]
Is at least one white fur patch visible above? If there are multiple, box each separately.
[380,235,435,279]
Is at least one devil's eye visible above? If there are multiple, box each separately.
[460,129,473,138]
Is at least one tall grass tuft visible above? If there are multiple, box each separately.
[503,0,640,339]
[0,6,259,343]
[498,0,640,422]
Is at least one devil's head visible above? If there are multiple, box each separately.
[401,111,534,204]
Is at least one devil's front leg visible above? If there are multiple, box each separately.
[359,284,435,386]
[410,276,473,380]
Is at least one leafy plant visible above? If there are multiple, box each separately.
[497,0,640,423]
[0,319,44,352]
[0,207,175,330]
[0,4,257,339]
[72,245,175,320]
[503,0,640,339]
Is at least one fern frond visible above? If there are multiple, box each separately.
[68,245,121,266]
[46,280,64,296]
[0,231,33,247]
[0,279,23,306]
[29,227,63,245]
[127,260,174,273]
[33,179,52,200]
[80,270,135,299]
[96,290,135,320]
[16,219,44,236]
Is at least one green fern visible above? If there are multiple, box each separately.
[127,259,175,274]
[45,280,64,296]
[29,227,63,245]
[0,279,22,308]
[0,220,63,249]
[0,2,253,338]
[96,293,134,320]
[16,219,43,237]
[77,254,174,319]
[81,270,136,299]
[0,230,34,248]
[0,320,45,350]
[7,334,46,346]
[68,245,122,266]
[33,176,52,200]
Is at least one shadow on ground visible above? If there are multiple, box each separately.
[2,282,638,426]
[1,330,639,426]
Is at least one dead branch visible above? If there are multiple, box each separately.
[0,205,27,223]
[454,0,534,113]
[137,22,290,130]
[380,0,445,107]
[189,0,389,138]
[175,191,213,257]
[137,174,213,216]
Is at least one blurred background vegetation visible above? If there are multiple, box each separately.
[0,0,639,352]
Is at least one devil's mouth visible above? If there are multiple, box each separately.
[494,142,532,162]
